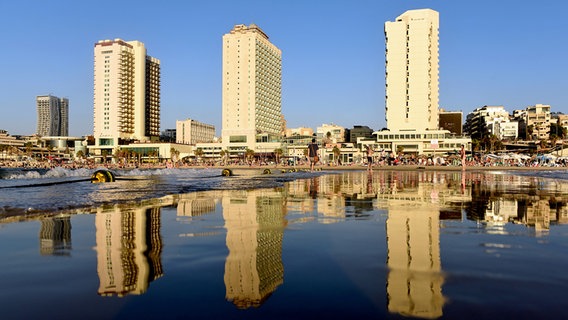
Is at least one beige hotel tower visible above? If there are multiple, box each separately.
[222,24,282,154]
[93,39,161,149]
[385,9,439,131]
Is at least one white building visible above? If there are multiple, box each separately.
[385,9,439,131]
[221,24,282,156]
[176,118,215,145]
[526,104,551,140]
[284,127,314,137]
[380,9,469,155]
[465,105,514,139]
[93,39,161,149]
[36,95,68,137]
[317,123,345,144]
[491,121,519,140]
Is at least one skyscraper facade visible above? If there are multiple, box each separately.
[93,39,160,148]
[222,24,282,153]
[36,94,68,136]
[385,9,439,131]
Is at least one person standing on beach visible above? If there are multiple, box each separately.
[460,144,466,170]
[308,138,319,171]
[365,144,374,171]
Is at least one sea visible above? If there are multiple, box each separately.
[0,166,567,319]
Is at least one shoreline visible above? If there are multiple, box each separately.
[246,165,568,172]
[2,163,568,174]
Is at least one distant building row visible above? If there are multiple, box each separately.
[464,104,567,141]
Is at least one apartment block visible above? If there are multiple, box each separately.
[36,94,68,136]
[221,24,282,154]
[464,105,511,139]
[385,9,439,131]
[93,39,160,148]
[525,104,551,140]
[176,118,215,145]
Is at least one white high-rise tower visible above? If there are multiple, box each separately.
[222,24,282,153]
[93,39,160,148]
[385,9,439,131]
[36,95,68,137]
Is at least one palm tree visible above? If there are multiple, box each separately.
[332,145,340,165]
[194,148,204,163]
[274,148,283,165]
[396,145,404,155]
[219,149,226,165]
[24,142,33,158]
[101,149,108,164]
[46,145,54,161]
[539,139,547,151]
[527,125,534,140]
[325,132,332,145]
[170,147,180,163]
[245,148,255,164]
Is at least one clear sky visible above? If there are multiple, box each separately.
[1,0,567,137]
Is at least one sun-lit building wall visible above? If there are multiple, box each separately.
[222,24,282,154]
[385,9,439,131]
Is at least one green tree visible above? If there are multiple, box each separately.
[325,132,332,145]
[274,148,283,165]
[24,142,33,157]
[396,145,404,155]
[245,148,255,164]
[194,148,204,163]
[46,145,54,161]
[101,149,108,163]
[332,146,341,165]
[539,139,547,150]
[219,149,227,165]
[170,147,180,163]
[527,125,534,140]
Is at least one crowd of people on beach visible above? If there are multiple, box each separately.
[2,152,567,170]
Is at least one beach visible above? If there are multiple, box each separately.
[0,166,567,319]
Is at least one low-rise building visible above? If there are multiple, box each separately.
[176,118,215,145]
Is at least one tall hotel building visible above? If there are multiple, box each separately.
[222,24,282,153]
[93,39,160,148]
[385,9,439,131]
[36,95,68,136]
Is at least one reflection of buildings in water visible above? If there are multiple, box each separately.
[285,171,473,221]
[386,202,445,319]
[95,205,163,297]
[484,199,518,226]
[39,216,72,256]
[378,171,456,318]
[317,194,345,222]
[467,175,568,229]
[223,189,286,309]
[519,198,551,232]
[285,179,316,214]
[285,173,376,219]
[176,192,222,237]
[176,192,219,217]
[376,172,471,212]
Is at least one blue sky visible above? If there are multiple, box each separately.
[1,0,567,137]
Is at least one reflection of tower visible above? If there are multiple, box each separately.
[95,206,163,297]
[523,198,551,231]
[39,216,72,256]
[177,196,217,217]
[386,202,444,318]
[223,189,286,308]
